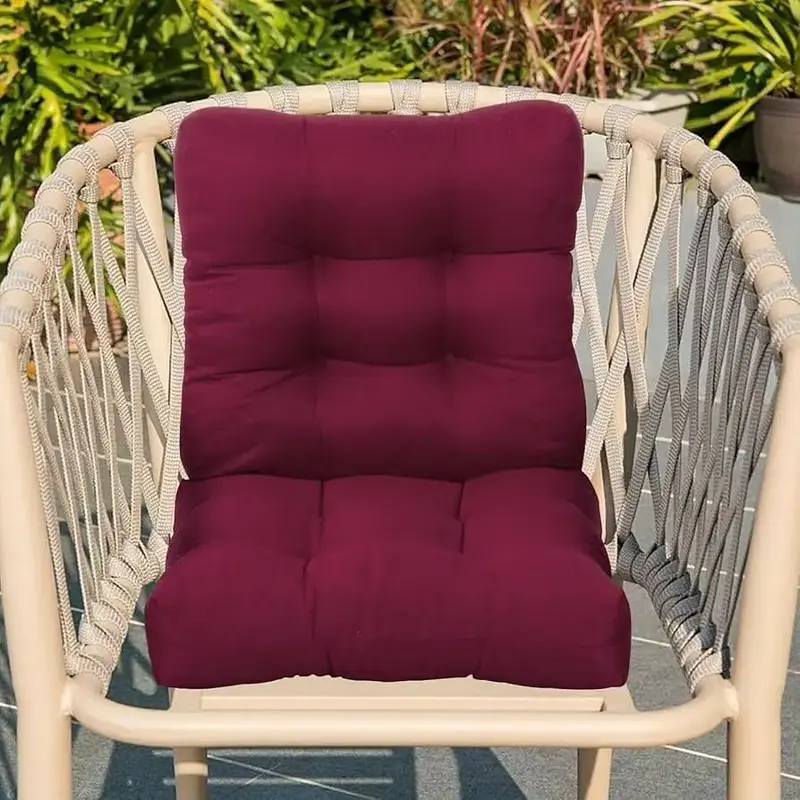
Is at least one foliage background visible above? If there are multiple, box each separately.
[393,0,667,99]
[1,0,792,276]
[0,0,412,273]
[642,0,800,149]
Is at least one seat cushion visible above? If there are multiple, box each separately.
[146,468,631,689]
[145,99,633,690]
[175,100,587,483]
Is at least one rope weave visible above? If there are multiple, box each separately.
[445,80,478,114]
[326,81,360,115]
[0,83,792,695]
[389,80,423,115]
[263,83,300,114]
[557,93,591,126]
[209,92,247,108]
[506,86,540,104]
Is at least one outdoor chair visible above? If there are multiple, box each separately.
[1,80,799,800]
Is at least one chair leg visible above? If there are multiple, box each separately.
[726,713,782,800]
[577,747,612,800]
[576,685,633,799]
[17,707,72,799]
[170,688,208,799]
[174,747,208,800]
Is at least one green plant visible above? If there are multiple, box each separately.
[0,0,409,273]
[392,0,668,98]
[643,0,800,148]
[237,1,413,85]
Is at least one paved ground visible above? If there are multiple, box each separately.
[0,183,797,798]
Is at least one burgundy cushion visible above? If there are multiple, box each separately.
[145,101,632,690]
[147,469,630,689]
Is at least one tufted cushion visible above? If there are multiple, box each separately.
[145,101,632,691]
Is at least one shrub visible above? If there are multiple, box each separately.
[0,0,409,271]
[642,0,800,148]
[391,0,670,98]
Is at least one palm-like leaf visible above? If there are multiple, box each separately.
[642,0,799,147]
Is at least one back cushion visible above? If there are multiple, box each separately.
[176,101,586,482]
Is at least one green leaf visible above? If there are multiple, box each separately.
[0,53,18,95]
[0,0,410,273]
[35,55,93,98]
[38,7,71,27]
[48,50,121,75]
[636,7,686,27]
[756,11,793,59]
[709,69,793,146]
[652,0,799,146]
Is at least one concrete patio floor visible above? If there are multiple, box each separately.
[0,182,797,798]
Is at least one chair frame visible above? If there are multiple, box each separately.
[1,81,799,800]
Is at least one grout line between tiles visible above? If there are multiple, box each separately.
[632,635,800,677]
[204,752,382,799]
[663,744,800,781]
[153,748,394,758]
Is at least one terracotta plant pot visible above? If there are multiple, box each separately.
[754,95,800,202]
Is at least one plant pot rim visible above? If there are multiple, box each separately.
[758,94,800,113]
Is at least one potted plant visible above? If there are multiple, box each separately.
[392,0,694,176]
[645,0,800,200]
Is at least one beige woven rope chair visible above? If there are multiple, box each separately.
[1,80,799,800]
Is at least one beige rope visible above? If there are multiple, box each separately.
[445,80,478,114]
[209,92,248,108]
[263,83,299,114]
[326,81,360,115]
[505,86,540,104]
[389,80,423,115]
